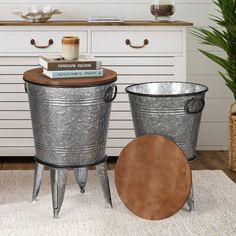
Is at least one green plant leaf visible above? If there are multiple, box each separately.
[192,28,228,52]
[198,49,233,72]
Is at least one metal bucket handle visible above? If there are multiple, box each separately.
[105,85,117,103]
[184,97,205,114]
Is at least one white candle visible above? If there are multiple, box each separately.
[62,36,80,60]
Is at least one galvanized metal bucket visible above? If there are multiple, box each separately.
[126,82,208,161]
[26,82,117,167]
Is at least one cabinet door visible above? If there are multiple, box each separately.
[0,57,34,155]
[0,28,89,156]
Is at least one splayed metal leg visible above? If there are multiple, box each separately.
[50,168,68,219]
[96,160,112,208]
[74,167,88,193]
[32,160,44,201]
[187,184,195,212]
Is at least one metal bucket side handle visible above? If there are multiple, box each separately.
[105,85,118,103]
[184,97,205,114]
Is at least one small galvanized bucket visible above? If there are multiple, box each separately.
[126,82,208,161]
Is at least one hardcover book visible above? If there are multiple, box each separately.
[43,68,103,79]
[39,55,102,71]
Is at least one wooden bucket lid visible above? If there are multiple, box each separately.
[23,67,117,87]
[115,134,192,220]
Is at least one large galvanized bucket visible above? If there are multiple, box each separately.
[126,82,208,161]
[26,82,117,167]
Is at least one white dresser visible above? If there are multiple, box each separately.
[0,21,192,156]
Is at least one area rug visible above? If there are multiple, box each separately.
[0,170,235,236]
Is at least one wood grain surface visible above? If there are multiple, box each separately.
[0,21,193,27]
[115,134,192,220]
[23,68,117,87]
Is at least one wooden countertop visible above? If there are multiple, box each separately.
[0,20,193,27]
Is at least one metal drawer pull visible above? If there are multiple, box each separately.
[125,39,149,49]
[30,39,53,49]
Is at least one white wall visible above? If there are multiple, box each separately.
[0,0,232,150]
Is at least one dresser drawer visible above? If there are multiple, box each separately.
[0,31,88,54]
[92,30,183,54]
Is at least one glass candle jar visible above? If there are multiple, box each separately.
[150,0,175,21]
[61,36,80,60]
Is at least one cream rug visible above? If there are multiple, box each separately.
[0,170,235,236]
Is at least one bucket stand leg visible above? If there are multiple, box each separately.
[74,167,88,193]
[187,184,195,212]
[32,160,44,201]
[96,158,112,208]
[50,168,68,219]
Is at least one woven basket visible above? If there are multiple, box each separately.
[228,101,236,171]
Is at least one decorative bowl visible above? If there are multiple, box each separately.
[11,6,62,23]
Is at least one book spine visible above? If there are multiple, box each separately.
[44,69,103,79]
[40,58,102,71]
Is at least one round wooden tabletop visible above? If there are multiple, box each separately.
[115,134,192,220]
[23,67,117,87]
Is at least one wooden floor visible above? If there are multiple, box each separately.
[0,151,236,183]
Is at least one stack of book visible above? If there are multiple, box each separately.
[39,55,103,79]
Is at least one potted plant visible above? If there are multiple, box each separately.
[192,0,236,171]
